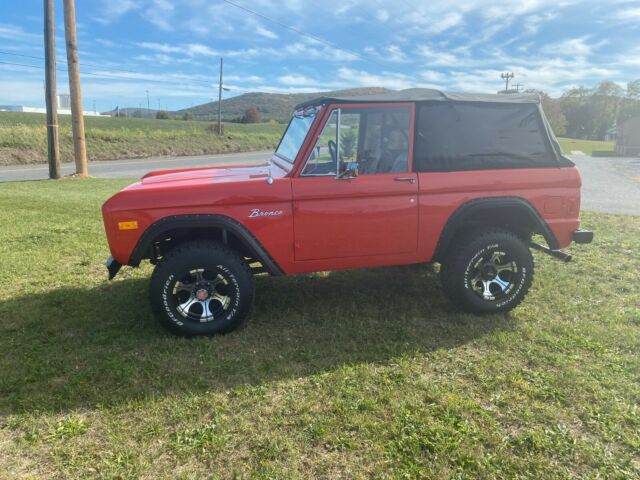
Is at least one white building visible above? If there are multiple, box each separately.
[0,104,109,117]
[57,93,71,109]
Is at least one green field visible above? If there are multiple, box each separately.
[0,179,638,478]
[0,111,285,166]
[557,137,616,156]
[0,111,621,167]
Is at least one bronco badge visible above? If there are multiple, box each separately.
[248,208,283,218]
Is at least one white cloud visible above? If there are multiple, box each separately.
[144,0,175,31]
[97,0,141,23]
[376,9,390,22]
[363,45,409,63]
[255,24,279,39]
[431,12,464,33]
[611,7,640,22]
[278,74,318,86]
[137,42,218,57]
[542,37,605,57]
[0,23,40,42]
[337,67,418,90]
[420,70,446,82]
[226,74,263,83]
[416,46,459,66]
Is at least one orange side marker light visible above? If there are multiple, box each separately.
[118,221,139,231]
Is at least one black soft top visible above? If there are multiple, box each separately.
[294,88,540,110]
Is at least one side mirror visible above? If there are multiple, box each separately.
[337,162,359,179]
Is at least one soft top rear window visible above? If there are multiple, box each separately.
[414,102,558,172]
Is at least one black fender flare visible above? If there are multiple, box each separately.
[128,214,283,275]
[433,196,559,261]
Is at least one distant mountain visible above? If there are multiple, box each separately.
[179,87,390,123]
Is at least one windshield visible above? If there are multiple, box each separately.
[275,107,320,163]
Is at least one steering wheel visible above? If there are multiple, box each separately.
[328,140,337,163]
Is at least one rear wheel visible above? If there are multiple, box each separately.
[150,240,254,336]
[440,229,534,314]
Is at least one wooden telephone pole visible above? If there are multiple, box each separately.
[43,0,61,179]
[63,0,88,176]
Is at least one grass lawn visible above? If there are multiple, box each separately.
[0,111,285,166]
[0,180,638,478]
[557,137,616,156]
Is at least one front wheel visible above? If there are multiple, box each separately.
[440,229,534,314]
[150,240,255,336]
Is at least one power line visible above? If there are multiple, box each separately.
[0,50,160,77]
[0,58,359,101]
[0,50,216,88]
[221,0,387,68]
[0,59,216,89]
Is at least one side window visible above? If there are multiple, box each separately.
[301,106,411,176]
[358,108,410,175]
[414,102,556,172]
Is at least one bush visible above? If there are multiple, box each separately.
[156,110,170,120]
[205,123,224,135]
[242,106,261,124]
[182,112,193,121]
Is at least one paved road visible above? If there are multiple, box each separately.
[1,151,638,215]
[569,155,640,215]
[0,150,273,182]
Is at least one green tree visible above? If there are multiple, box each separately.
[591,81,624,139]
[559,81,629,139]
[156,110,170,120]
[340,128,358,160]
[527,90,567,136]
[617,80,640,124]
[560,86,594,139]
[182,112,194,121]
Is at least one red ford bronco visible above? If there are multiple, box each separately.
[102,88,593,336]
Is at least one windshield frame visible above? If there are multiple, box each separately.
[274,105,322,164]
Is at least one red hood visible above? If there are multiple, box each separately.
[140,163,271,185]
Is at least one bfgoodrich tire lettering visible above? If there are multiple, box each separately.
[150,240,254,336]
[440,229,534,314]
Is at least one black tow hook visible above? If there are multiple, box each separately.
[530,242,572,262]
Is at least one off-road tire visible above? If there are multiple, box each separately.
[440,229,534,314]
[150,240,254,336]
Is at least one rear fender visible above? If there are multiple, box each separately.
[433,196,559,261]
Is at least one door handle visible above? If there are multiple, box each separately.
[394,176,416,183]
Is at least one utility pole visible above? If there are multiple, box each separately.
[146,90,150,113]
[217,57,223,135]
[44,0,61,179]
[501,72,514,92]
[63,0,88,177]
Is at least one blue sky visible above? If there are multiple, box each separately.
[1,0,639,111]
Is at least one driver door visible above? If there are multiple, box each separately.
[291,104,418,261]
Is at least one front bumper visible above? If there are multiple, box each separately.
[573,228,593,244]
[106,256,122,280]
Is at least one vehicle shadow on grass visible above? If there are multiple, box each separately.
[0,265,515,414]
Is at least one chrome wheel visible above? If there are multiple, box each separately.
[172,269,232,323]
[468,251,517,301]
